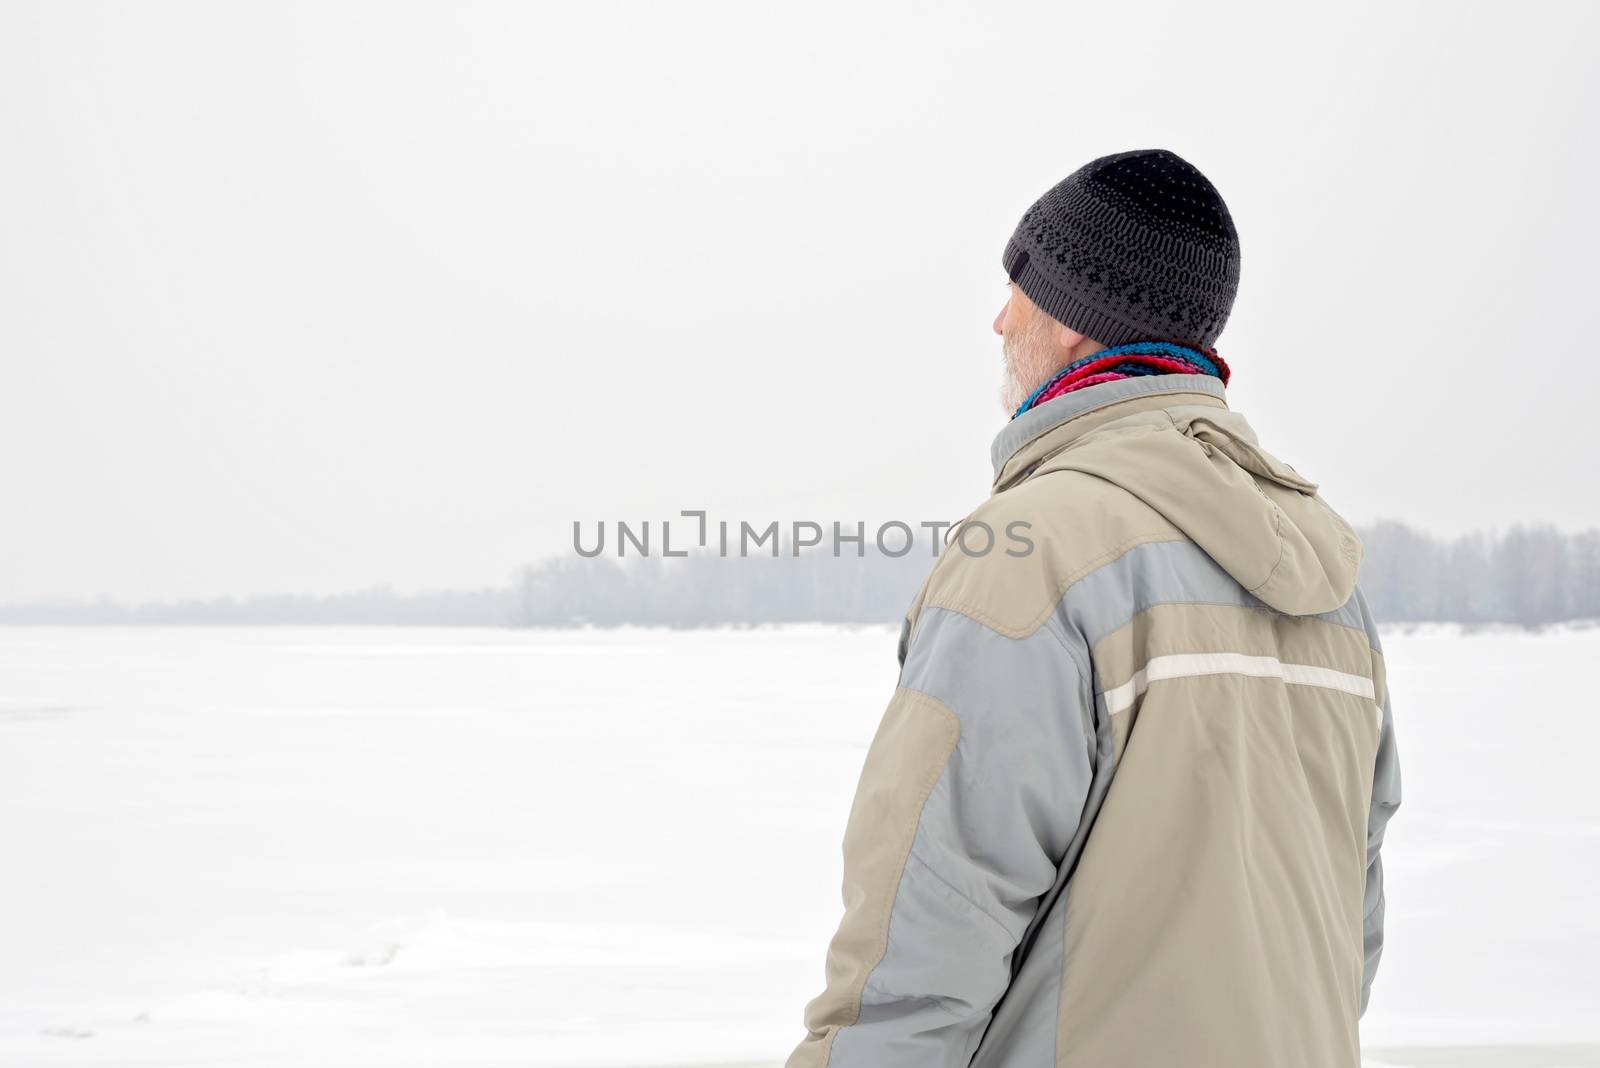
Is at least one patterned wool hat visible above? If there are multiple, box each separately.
[1002,149,1241,348]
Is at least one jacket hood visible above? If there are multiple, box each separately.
[1025,402,1364,616]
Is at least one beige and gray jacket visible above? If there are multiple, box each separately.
[786,373,1402,1068]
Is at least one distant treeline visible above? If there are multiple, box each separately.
[514,542,937,627]
[0,587,520,627]
[4,521,1597,629]
[1357,521,1600,626]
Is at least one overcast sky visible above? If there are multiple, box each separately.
[2,1,1596,602]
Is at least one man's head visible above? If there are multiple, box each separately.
[996,149,1240,413]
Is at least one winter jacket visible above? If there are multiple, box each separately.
[786,372,1402,1068]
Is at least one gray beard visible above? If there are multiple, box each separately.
[999,315,1060,415]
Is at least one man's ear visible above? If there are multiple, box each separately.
[1055,320,1088,351]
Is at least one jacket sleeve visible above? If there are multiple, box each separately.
[785,604,1096,1068]
[1360,675,1402,1015]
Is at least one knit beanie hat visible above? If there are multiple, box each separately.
[1002,149,1241,349]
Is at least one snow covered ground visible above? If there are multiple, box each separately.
[0,623,1595,1067]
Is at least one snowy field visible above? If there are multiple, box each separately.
[0,624,1596,1068]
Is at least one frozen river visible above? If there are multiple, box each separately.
[0,624,1596,1067]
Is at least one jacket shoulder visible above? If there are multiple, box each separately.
[917,469,1186,639]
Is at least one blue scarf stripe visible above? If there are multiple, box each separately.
[1064,340,1223,379]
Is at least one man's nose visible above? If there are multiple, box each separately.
[993,303,1007,336]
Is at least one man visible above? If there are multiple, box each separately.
[785,149,1402,1067]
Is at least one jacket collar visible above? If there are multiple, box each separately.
[991,372,1228,493]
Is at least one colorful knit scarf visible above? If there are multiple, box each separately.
[1012,340,1231,419]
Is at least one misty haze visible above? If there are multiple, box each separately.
[2,2,1597,1067]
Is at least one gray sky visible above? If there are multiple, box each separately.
[2,0,1597,602]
